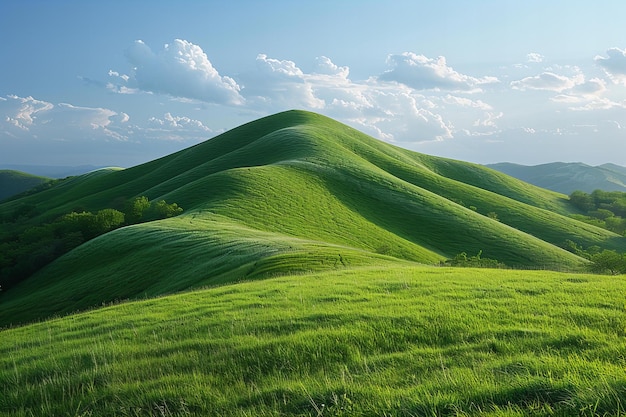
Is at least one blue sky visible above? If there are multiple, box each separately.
[2,1,626,168]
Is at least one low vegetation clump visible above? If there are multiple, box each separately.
[1,266,624,416]
[444,250,505,268]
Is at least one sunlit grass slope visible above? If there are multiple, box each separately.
[1,110,625,326]
[1,267,624,416]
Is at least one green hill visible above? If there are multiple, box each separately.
[487,162,626,194]
[1,110,625,327]
[0,170,51,201]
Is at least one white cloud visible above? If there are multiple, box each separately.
[255,54,304,78]
[240,54,324,110]
[0,94,128,141]
[568,97,626,111]
[234,53,501,145]
[473,112,503,128]
[510,72,584,92]
[595,47,626,84]
[442,95,493,110]
[364,89,454,142]
[1,95,54,130]
[570,78,607,96]
[149,112,210,130]
[549,78,608,105]
[144,112,214,142]
[111,39,244,105]
[526,52,544,63]
[378,52,499,91]
[313,56,350,78]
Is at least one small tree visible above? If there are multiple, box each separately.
[148,200,183,220]
[569,190,595,212]
[94,209,125,234]
[125,196,151,223]
[589,250,626,275]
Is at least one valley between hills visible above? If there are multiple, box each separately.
[1,110,625,416]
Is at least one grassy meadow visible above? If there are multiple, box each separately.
[1,266,625,416]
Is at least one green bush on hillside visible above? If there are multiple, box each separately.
[0,196,183,292]
[568,190,626,235]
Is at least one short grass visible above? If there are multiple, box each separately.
[1,266,624,416]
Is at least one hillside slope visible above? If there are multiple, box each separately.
[487,162,626,194]
[0,170,51,201]
[1,110,625,326]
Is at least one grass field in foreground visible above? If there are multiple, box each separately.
[1,266,624,416]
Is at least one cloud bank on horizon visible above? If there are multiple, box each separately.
[2,33,626,167]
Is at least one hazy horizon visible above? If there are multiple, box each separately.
[2,1,626,168]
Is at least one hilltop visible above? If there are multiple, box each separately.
[1,110,625,326]
[487,162,626,194]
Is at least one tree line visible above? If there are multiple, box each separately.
[564,189,626,275]
[568,189,626,235]
[0,196,182,292]
[561,240,626,275]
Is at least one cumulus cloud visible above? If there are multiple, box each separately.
[378,52,499,91]
[510,72,584,92]
[568,97,626,111]
[236,53,500,144]
[239,54,324,110]
[143,112,214,142]
[103,45,503,146]
[442,95,493,110]
[254,53,304,78]
[0,94,128,141]
[1,95,54,130]
[526,52,544,63]
[595,47,626,84]
[313,56,350,78]
[545,76,614,111]
[0,94,224,166]
[570,78,607,96]
[110,39,244,105]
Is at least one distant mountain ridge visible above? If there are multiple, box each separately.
[487,162,626,194]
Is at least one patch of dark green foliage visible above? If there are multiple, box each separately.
[0,196,182,291]
[562,239,626,275]
[564,190,626,274]
[568,189,626,235]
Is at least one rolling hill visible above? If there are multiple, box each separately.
[2,110,626,416]
[0,170,51,201]
[1,110,625,327]
[487,162,626,194]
